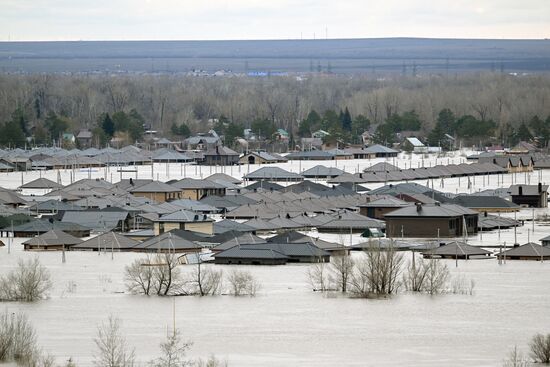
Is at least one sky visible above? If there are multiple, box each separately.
[1,0,549,41]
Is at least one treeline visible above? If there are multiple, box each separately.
[0,107,146,148]
[0,73,549,148]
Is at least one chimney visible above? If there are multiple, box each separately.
[416,202,422,212]
[538,182,542,193]
[518,185,523,196]
[435,201,440,206]
[216,145,219,154]
[129,177,134,186]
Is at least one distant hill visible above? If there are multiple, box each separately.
[0,38,549,74]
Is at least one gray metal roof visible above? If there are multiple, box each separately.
[424,241,492,257]
[60,210,129,231]
[19,178,62,189]
[170,178,226,190]
[509,184,549,196]
[129,181,181,193]
[363,144,399,154]
[244,167,303,181]
[450,195,519,209]
[301,165,345,177]
[498,243,550,258]
[22,229,82,246]
[71,231,138,250]
[384,203,477,218]
[157,210,213,223]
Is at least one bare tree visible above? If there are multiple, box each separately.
[330,254,354,293]
[151,329,192,367]
[0,311,37,364]
[0,257,52,302]
[93,316,135,367]
[403,255,428,292]
[529,333,550,364]
[404,257,449,295]
[349,243,404,297]
[307,260,331,292]
[226,270,260,296]
[124,257,154,295]
[503,346,531,367]
[124,254,182,296]
[423,259,450,295]
[187,261,223,297]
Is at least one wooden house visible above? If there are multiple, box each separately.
[509,184,548,208]
[384,203,478,238]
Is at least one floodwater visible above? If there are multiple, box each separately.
[1,150,550,366]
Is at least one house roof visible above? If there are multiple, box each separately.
[450,195,520,209]
[360,196,411,208]
[405,137,425,147]
[71,231,138,250]
[214,246,289,260]
[509,184,549,196]
[156,210,213,223]
[61,210,129,231]
[244,167,303,181]
[10,219,90,234]
[384,203,478,218]
[133,231,202,251]
[206,173,242,184]
[170,178,225,190]
[363,162,400,172]
[286,150,335,160]
[204,146,239,156]
[213,219,255,234]
[498,243,550,258]
[244,180,284,191]
[19,178,62,189]
[301,165,345,177]
[22,229,82,247]
[129,181,181,193]
[424,241,492,257]
[363,144,399,154]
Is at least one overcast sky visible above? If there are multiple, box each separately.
[1,0,549,41]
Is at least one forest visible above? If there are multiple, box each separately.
[0,72,549,148]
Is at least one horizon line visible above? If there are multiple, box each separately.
[1,36,549,43]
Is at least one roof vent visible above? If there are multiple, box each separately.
[415,202,422,212]
[518,185,523,196]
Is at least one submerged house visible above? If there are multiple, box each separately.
[496,242,550,261]
[129,181,182,203]
[202,146,239,166]
[153,210,214,235]
[384,203,478,238]
[422,241,492,260]
[509,184,548,208]
[22,229,82,251]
